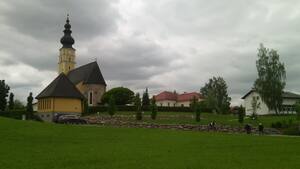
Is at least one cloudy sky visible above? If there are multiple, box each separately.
[0,0,300,105]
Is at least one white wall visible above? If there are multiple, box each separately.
[244,91,298,115]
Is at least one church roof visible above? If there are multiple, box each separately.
[67,61,106,86]
[36,73,85,99]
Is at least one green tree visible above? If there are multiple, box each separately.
[254,44,286,114]
[150,96,157,120]
[102,87,134,105]
[142,88,150,107]
[14,100,25,110]
[108,96,116,117]
[134,93,142,120]
[200,77,231,114]
[195,102,201,122]
[191,96,198,112]
[26,92,33,114]
[251,96,260,120]
[238,105,245,124]
[0,80,10,111]
[8,92,14,110]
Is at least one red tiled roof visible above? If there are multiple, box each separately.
[154,91,177,101]
[177,92,203,102]
[154,91,203,102]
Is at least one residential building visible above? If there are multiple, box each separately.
[154,91,203,107]
[242,89,300,115]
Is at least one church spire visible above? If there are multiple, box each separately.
[60,14,75,48]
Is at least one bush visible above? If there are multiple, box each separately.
[282,125,300,135]
[0,110,42,121]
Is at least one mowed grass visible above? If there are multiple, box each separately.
[0,117,300,169]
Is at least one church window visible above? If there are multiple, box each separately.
[89,91,93,105]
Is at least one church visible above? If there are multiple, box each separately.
[36,16,106,121]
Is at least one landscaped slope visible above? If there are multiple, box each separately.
[0,117,299,169]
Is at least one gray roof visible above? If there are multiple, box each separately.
[67,61,106,86]
[242,90,300,99]
[36,73,85,99]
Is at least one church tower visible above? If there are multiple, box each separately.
[58,15,76,74]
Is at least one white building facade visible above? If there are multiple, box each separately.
[242,90,300,115]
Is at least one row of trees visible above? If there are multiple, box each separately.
[0,80,33,113]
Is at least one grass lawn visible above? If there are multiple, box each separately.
[0,117,300,169]
[89,111,297,128]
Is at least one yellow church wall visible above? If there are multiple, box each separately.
[37,97,83,113]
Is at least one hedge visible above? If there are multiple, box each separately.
[0,110,41,121]
[85,105,212,115]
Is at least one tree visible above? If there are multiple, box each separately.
[195,102,201,122]
[150,96,157,120]
[102,87,134,105]
[26,92,33,114]
[251,96,260,120]
[108,96,116,117]
[238,105,245,124]
[0,80,10,111]
[191,96,198,112]
[14,100,25,110]
[8,92,14,110]
[134,93,142,120]
[254,44,286,114]
[200,77,231,114]
[142,88,150,107]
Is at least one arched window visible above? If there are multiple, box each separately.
[88,91,93,105]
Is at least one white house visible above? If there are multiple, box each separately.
[242,90,300,115]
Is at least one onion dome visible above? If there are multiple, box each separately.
[60,15,75,48]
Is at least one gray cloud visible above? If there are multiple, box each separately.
[1,0,300,105]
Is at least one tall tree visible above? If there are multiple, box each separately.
[134,93,142,120]
[8,92,14,110]
[200,77,231,114]
[254,44,286,114]
[0,80,10,111]
[142,88,150,107]
[26,92,33,113]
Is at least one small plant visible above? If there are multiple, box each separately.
[237,105,245,124]
[108,96,116,117]
[150,96,157,120]
[195,103,201,122]
[134,93,142,121]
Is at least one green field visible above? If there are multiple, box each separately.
[0,118,300,169]
[88,111,297,127]
[0,117,300,169]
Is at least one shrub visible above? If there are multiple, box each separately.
[150,97,157,120]
[108,96,117,117]
[237,105,245,124]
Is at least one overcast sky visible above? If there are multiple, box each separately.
[0,0,300,105]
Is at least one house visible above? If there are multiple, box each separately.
[36,73,85,122]
[242,89,300,115]
[36,16,106,121]
[154,91,203,107]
